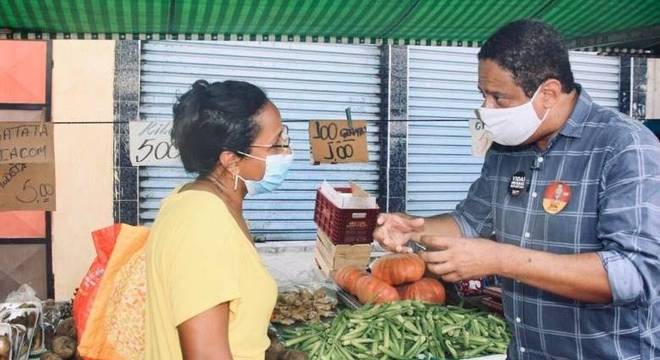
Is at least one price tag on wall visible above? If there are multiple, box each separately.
[0,121,56,211]
[0,163,56,211]
[308,120,369,164]
[0,122,53,164]
[129,121,181,166]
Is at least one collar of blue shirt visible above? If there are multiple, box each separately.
[557,84,593,139]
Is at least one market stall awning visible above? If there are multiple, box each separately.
[1,0,659,53]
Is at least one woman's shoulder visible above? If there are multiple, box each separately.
[149,189,235,239]
[148,190,240,253]
[165,188,229,214]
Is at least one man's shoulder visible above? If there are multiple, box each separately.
[585,103,658,148]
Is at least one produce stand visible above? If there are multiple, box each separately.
[0,296,75,360]
[262,183,511,359]
[270,283,509,360]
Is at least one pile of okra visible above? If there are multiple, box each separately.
[281,300,510,359]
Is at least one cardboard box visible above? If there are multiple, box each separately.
[319,181,378,209]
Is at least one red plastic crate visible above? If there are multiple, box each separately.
[313,187,379,245]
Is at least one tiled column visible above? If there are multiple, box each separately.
[619,55,648,120]
[379,45,408,213]
[631,57,648,120]
[113,40,140,224]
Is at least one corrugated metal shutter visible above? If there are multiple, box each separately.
[139,41,382,241]
[406,47,620,216]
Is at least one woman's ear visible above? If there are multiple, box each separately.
[219,150,241,173]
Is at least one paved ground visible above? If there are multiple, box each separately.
[256,240,387,287]
[256,241,325,287]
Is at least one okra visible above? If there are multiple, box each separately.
[445,339,459,359]
[431,338,446,359]
[470,335,491,345]
[399,319,422,335]
[348,340,370,353]
[301,337,320,351]
[341,324,368,340]
[463,329,470,348]
[281,300,512,359]
[283,333,317,347]
[404,336,426,358]
[389,333,400,356]
[389,321,402,339]
[441,324,462,334]
[379,345,408,360]
[383,322,390,350]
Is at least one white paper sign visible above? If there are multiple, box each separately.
[469,117,493,157]
[129,121,181,166]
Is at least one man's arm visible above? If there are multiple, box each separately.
[594,129,660,305]
[410,213,463,241]
[499,244,611,303]
[420,236,612,303]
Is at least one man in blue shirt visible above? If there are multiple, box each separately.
[374,20,660,359]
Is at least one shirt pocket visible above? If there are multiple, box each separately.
[494,188,529,245]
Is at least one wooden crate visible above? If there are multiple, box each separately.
[317,228,371,259]
[314,229,371,278]
[314,247,334,278]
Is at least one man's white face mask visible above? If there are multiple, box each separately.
[476,84,551,146]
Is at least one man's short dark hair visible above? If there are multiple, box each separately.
[478,20,576,97]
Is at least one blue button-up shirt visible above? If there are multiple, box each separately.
[452,87,660,359]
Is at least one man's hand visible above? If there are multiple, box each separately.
[419,235,502,282]
[373,213,425,253]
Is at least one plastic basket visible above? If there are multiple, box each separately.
[313,187,379,245]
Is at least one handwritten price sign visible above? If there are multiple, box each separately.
[129,121,181,166]
[0,122,53,164]
[0,163,57,211]
[308,120,369,164]
[0,121,56,211]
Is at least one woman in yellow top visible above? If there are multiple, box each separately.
[145,79,294,360]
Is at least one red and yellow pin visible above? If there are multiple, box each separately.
[543,181,571,214]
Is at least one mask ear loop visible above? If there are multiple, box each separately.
[228,161,241,191]
[531,82,545,101]
[540,107,551,122]
[532,83,552,122]
[237,150,267,162]
[229,152,249,191]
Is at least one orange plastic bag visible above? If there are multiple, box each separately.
[72,224,121,341]
[73,224,150,360]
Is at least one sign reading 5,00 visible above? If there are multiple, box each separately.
[129,121,181,166]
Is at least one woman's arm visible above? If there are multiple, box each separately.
[178,302,233,360]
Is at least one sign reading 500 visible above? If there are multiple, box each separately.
[129,121,181,166]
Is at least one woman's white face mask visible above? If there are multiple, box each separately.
[476,85,551,146]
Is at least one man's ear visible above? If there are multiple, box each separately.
[540,79,563,108]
